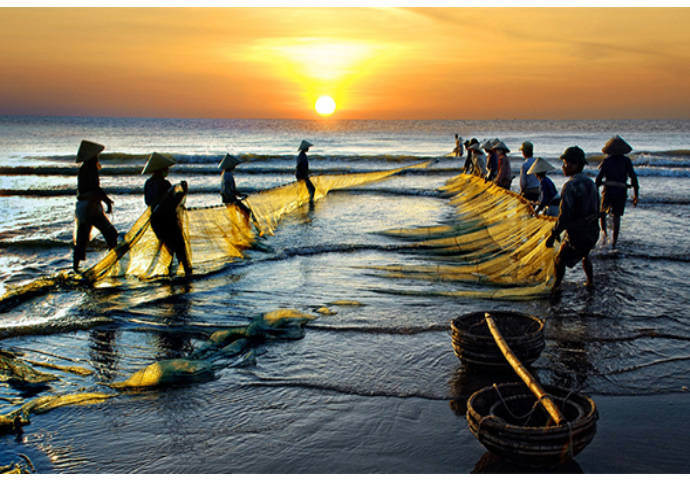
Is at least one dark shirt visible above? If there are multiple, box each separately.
[495,153,512,188]
[595,154,639,196]
[537,176,558,212]
[296,151,309,180]
[553,172,600,251]
[77,159,110,203]
[463,151,473,173]
[145,174,172,207]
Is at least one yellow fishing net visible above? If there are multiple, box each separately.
[370,174,557,299]
[0,162,427,306]
[83,164,428,284]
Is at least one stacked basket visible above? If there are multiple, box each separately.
[450,311,545,369]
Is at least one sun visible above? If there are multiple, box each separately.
[315,96,336,116]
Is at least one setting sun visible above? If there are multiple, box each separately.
[315,96,336,116]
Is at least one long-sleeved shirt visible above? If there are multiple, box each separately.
[595,154,639,196]
[495,153,512,189]
[220,170,240,203]
[296,151,309,180]
[537,176,558,212]
[553,172,600,251]
[520,157,540,193]
[471,152,487,177]
[144,173,172,208]
[77,159,111,204]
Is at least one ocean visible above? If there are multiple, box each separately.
[1,115,689,473]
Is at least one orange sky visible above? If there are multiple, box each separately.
[1,7,689,120]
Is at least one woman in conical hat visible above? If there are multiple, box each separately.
[295,140,315,202]
[595,135,639,248]
[73,140,118,272]
[527,157,559,216]
[142,152,192,276]
[219,154,252,217]
[491,140,512,190]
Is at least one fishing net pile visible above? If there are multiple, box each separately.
[0,307,323,436]
[369,174,557,299]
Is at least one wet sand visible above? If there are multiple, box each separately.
[3,373,688,473]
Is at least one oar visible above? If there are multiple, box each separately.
[484,312,566,425]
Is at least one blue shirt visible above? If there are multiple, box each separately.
[537,176,557,212]
[520,157,540,193]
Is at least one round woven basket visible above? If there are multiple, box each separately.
[466,382,598,467]
[450,311,545,369]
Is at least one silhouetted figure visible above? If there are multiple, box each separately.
[142,152,192,277]
[73,140,118,272]
[219,153,252,218]
[296,140,315,203]
[595,135,639,248]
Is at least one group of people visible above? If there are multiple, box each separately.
[454,133,640,293]
[73,139,317,277]
[76,131,639,295]
[454,136,515,190]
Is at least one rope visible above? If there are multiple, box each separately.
[491,383,542,425]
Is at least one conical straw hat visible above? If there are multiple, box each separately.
[219,154,241,170]
[602,135,632,155]
[480,138,497,150]
[527,157,555,175]
[76,140,105,163]
[491,140,510,153]
[142,152,175,174]
[298,140,313,151]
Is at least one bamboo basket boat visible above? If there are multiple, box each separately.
[450,311,545,369]
[466,382,598,467]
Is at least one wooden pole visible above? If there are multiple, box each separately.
[485,312,566,425]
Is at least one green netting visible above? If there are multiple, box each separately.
[370,174,557,299]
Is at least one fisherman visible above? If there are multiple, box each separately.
[296,140,315,203]
[142,152,193,276]
[544,146,600,293]
[73,140,118,273]
[463,137,478,174]
[468,142,487,178]
[595,135,640,249]
[453,134,464,157]
[219,153,252,218]
[527,157,559,216]
[492,140,513,190]
[518,141,540,201]
[483,139,498,181]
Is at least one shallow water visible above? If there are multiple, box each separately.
[1,117,690,473]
